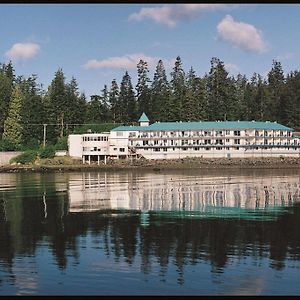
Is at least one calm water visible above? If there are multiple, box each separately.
[0,168,300,295]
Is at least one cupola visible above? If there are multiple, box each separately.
[138,112,149,127]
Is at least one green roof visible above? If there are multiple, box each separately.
[111,125,147,131]
[138,112,149,122]
[111,121,293,132]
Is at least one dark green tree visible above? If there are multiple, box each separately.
[109,79,120,123]
[150,60,170,122]
[206,57,233,121]
[136,59,151,117]
[170,56,186,121]
[85,95,103,123]
[0,62,15,137]
[283,71,300,129]
[44,69,67,142]
[119,71,137,123]
[266,60,285,122]
[3,84,24,147]
[184,67,201,121]
[19,75,44,146]
[246,73,268,121]
[232,74,248,120]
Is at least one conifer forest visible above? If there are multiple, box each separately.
[0,56,299,150]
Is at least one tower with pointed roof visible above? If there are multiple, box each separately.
[138,112,149,127]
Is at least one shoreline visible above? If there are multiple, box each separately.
[0,157,300,173]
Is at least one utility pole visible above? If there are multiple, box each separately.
[43,124,47,147]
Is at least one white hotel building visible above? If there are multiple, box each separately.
[68,113,300,163]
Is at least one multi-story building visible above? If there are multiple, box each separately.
[68,113,300,163]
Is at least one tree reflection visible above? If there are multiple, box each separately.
[0,172,300,286]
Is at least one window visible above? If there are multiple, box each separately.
[120,148,125,152]
[216,147,223,150]
[114,148,117,151]
[226,139,230,143]
[154,148,160,152]
[234,139,240,145]
[225,130,230,135]
[163,148,168,152]
[182,147,187,151]
[234,130,240,136]
[194,147,199,151]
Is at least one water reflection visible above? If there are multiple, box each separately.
[68,171,300,217]
[0,170,300,295]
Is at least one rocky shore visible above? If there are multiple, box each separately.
[0,156,299,173]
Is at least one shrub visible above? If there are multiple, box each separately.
[0,138,19,151]
[39,145,55,159]
[10,150,38,164]
[54,137,68,150]
[20,138,40,151]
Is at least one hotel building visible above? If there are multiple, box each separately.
[68,113,300,163]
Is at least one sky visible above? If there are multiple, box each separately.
[0,3,300,98]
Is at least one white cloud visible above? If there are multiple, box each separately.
[5,42,40,61]
[129,4,236,27]
[83,53,173,70]
[217,15,267,53]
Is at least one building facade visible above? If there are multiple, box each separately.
[68,113,300,163]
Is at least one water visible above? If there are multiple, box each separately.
[0,168,300,295]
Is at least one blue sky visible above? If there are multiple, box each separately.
[0,4,300,98]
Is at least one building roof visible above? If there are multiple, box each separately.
[111,121,293,132]
[138,112,149,122]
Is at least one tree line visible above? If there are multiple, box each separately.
[0,56,299,150]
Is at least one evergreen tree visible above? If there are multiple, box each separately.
[100,85,111,122]
[19,75,44,146]
[85,95,103,123]
[232,74,248,120]
[0,62,15,137]
[3,84,24,147]
[75,93,87,125]
[266,60,285,122]
[170,56,186,121]
[136,59,151,117]
[119,71,137,123]
[150,60,170,122]
[246,73,268,121]
[109,79,120,123]
[206,57,232,121]
[65,78,87,133]
[184,67,200,121]
[284,71,300,129]
[44,69,67,142]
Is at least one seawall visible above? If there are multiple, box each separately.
[0,151,22,166]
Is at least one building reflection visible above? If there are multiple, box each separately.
[68,172,300,213]
[0,171,300,290]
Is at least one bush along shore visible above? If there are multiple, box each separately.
[0,155,300,173]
